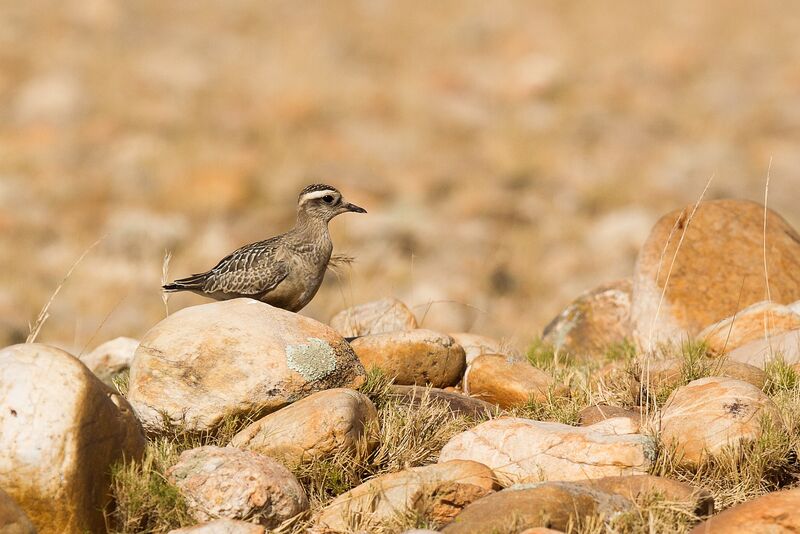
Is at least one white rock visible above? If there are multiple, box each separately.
[439,417,655,486]
[80,336,139,384]
[727,329,800,368]
[168,519,265,534]
[0,343,145,533]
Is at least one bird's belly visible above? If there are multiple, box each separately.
[261,266,325,312]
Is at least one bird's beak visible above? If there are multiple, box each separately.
[344,202,367,214]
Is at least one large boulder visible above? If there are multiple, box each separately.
[0,488,35,534]
[689,487,800,533]
[127,299,366,432]
[543,279,633,360]
[438,418,655,486]
[440,482,632,533]
[229,388,377,467]
[463,355,562,408]
[698,301,800,355]
[349,329,466,388]
[167,446,308,527]
[317,460,498,531]
[0,343,145,534]
[631,200,800,348]
[330,297,418,337]
[79,336,139,384]
[660,377,781,465]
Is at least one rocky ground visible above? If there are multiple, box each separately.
[2,198,800,533]
[2,0,800,352]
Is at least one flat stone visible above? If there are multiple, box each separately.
[439,417,655,486]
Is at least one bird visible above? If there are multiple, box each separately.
[162,184,366,312]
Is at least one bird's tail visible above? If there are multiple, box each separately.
[162,273,207,293]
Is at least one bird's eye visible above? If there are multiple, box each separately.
[322,195,334,204]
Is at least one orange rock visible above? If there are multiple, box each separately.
[689,487,800,533]
[463,354,561,407]
[660,377,781,465]
[350,329,466,388]
[632,200,800,348]
[543,279,633,360]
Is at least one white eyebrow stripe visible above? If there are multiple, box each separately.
[300,190,339,202]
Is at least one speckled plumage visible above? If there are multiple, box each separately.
[163,185,366,312]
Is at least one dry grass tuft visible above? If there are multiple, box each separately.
[107,439,192,534]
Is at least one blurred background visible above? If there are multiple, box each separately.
[1,0,799,353]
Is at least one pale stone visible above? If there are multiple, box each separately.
[0,488,36,534]
[350,329,465,388]
[660,377,781,465]
[438,418,655,486]
[698,301,800,355]
[127,299,366,432]
[440,482,632,533]
[449,332,516,364]
[463,354,562,408]
[727,329,800,368]
[0,343,145,534]
[330,297,418,337]
[229,388,377,467]
[632,200,800,349]
[543,279,633,360]
[79,336,139,384]
[318,461,498,531]
[167,446,308,527]
[689,487,800,533]
[168,519,265,534]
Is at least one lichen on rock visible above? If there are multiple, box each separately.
[285,337,337,381]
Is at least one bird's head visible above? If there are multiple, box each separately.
[297,184,367,222]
